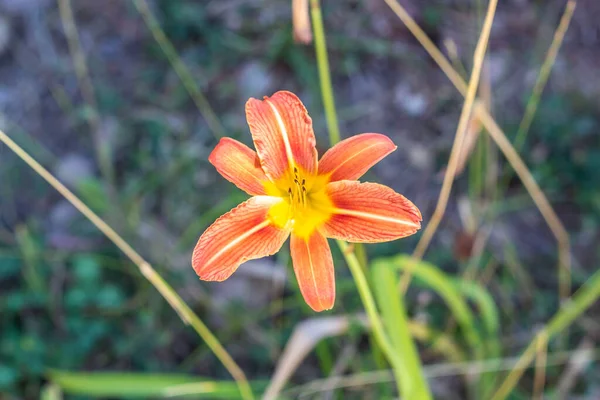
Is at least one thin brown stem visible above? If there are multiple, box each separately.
[533,331,549,400]
[399,0,499,292]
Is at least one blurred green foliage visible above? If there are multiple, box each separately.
[1,0,600,398]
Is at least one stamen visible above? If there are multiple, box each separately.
[289,166,309,210]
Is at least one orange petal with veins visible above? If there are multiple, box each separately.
[290,231,335,312]
[192,196,290,281]
[321,181,422,243]
[209,137,269,196]
[318,133,397,181]
[245,91,318,180]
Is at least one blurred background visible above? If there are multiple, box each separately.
[1,0,599,398]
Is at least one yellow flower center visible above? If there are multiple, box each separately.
[264,166,333,238]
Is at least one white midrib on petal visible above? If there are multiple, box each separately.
[331,208,419,227]
[326,141,387,177]
[266,99,296,171]
[204,219,271,267]
[305,237,323,311]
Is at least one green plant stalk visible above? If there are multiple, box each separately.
[372,262,432,399]
[492,266,600,399]
[310,0,380,379]
[310,2,429,395]
[337,241,404,395]
[309,0,369,277]
[310,0,341,145]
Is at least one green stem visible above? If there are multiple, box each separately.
[337,241,404,395]
[372,262,432,399]
[310,0,341,145]
[311,3,428,396]
[310,0,382,381]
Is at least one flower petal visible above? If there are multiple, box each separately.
[245,91,318,180]
[318,133,397,181]
[290,231,335,312]
[209,138,269,196]
[192,196,290,281]
[321,181,422,243]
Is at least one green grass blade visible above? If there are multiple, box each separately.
[386,255,484,361]
[453,278,501,395]
[47,370,264,398]
[372,261,432,399]
[454,279,500,359]
[383,255,488,397]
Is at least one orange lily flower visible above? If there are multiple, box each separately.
[192,91,422,311]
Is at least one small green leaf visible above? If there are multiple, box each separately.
[47,370,265,398]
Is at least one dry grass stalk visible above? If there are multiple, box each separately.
[454,65,492,177]
[399,0,499,293]
[385,0,574,302]
[532,331,548,400]
[0,128,254,400]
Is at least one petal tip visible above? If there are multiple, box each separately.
[306,296,335,312]
[208,138,229,165]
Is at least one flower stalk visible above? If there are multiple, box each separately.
[309,1,431,397]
